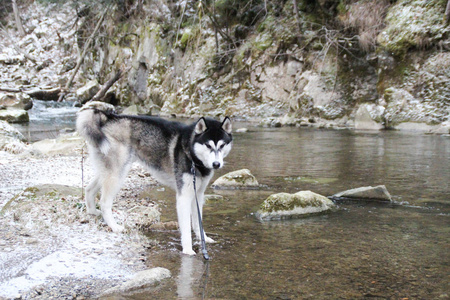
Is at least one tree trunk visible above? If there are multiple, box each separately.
[446,0,450,23]
[12,0,25,37]
[292,0,302,43]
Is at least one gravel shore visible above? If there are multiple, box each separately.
[0,149,169,299]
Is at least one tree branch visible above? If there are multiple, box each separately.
[202,5,236,48]
[58,6,110,102]
[88,68,126,103]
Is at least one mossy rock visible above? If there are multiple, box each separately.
[1,184,82,216]
[212,169,259,189]
[253,33,273,52]
[0,109,29,123]
[178,26,200,50]
[377,0,449,56]
[332,185,392,202]
[256,191,335,221]
[0,120,27,154]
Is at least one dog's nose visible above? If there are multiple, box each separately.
[212,161,221,169]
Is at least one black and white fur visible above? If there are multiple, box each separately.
[76,102,232,255]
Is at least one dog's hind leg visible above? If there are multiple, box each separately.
[98,150,132,233]
[85,176,101,216]
[99,173,126,233]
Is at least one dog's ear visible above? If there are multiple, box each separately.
[222,117,232,134]
[195,117,207,135]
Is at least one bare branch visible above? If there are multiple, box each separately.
[12,0,25,36]
[58,6,110,102]
[88,67,127,103]
[202,4,236,48]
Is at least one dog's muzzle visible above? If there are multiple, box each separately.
[212,161,221,169]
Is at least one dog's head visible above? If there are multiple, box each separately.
[193,117,233,170]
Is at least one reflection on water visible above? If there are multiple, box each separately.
[135,127,449,299]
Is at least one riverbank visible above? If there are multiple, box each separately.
[0,149,172,299]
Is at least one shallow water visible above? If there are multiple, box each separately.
[138,127,449,299]
[13,100,79,142]
[13,108,449,298]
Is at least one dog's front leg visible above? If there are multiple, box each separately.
[191,192,215,244]
[176,191,195,255]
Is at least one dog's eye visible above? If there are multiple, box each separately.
[205,144,212,150]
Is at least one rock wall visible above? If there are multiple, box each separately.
[1,0,448,132]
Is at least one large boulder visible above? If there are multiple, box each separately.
[76,80,100,104]
[31,133,84,156]
[332,185,392,202]
[429,121,450,135]
[212,169,259,189]
[101,268,171,296]
[27,88,61,101]
[0,120,28,154]
[0,93,33,110]
[256,191,335,221]
[122,104,156,116]
[354,104,384,130]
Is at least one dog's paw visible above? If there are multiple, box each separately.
[182,248,196,256]
[87,209,102,217]
[110,224,124,233]
[205,236,216,244]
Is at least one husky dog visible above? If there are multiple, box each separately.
[76,102,232,255]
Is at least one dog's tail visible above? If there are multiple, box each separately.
[76,101,116,155]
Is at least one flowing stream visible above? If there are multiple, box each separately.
[13,106,450,299]
[13,100,79,142]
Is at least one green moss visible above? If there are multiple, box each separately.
[378,0,449,56]
[178,25,201,50]
[261,193,296,212]
[179,31,193,49]
[260,192,329,213]
[46,190,59,199]
[257,15,275,33]
[24,187,39,194]
[253,33,273,52]
[336,1,348,15]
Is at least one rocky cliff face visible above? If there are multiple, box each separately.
[1,0,449,132]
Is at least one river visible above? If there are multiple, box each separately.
[141,126,449,299]
[13,104,450,299]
